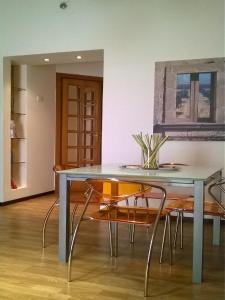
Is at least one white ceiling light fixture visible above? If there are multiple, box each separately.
[44,58,50,62]
[76,55,82,60]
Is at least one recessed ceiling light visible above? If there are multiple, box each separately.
[44,58,50,62]
[76,55,82,60]
[59,1,68,9]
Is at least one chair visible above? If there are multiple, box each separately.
[129,189,192,244]
[67,178,171,297]
[160,177,225,260]
[42,164,79,248]
[129,163,192,253]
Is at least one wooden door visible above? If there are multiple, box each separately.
[56,73,103,191]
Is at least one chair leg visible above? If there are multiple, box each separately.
[180,211,183,249]
[129,196,149,243]
[144,215,161,297]
[145,197,149,208]
[159,215,168,264]
[108,221,114,257]
[42,199,58,248]
[70,203,79,233]
[68,190,93,282]
[114,222,118,257]
[130,224,135,244]
[126,199,133,243]
[167,213,172,265]
[129,197,137,243]
[145,198,151,235]
[173,211,180,248]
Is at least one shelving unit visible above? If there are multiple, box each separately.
[11,66,27,189]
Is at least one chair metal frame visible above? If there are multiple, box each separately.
[42,165,79,248]
[67,178,170,297]
[129,190,190,246]
[160,177,225,259]
[129,162,191,249]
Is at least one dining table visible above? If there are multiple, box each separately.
[58,164,222,284]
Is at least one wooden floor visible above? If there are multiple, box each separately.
[0,194,224,300]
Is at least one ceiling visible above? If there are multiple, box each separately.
[7,49,103,66]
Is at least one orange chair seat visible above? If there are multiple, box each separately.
[165,199,225,217]
[88,206,167,225]
[136,191,192,200]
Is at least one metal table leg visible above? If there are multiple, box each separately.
[59,173,70,262]
[192,180,204,283]
[212,170,222,246]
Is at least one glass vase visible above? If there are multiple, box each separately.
[142,150,159,170]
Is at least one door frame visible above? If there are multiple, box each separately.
[55,73,103,167]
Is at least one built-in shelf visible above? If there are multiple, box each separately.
[11,65,27,190]
[12,87,26,91]
[12,112,27,116]
[12,186,26,190]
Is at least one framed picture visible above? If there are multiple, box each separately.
[153,57,225,141]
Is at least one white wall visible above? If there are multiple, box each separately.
[26,65,56,196]
[0,0,224,201]
[2,59,12,202]
[56,62,103,77]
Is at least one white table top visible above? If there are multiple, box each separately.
[58,164,222,183]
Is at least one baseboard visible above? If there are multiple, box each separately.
[0,191,55,206]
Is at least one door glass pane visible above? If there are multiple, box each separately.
[84,103,94,116]
[67,148,77,162]
[176,74,191,119]
[81,103,95,116]
[198,73,212,120]
[85,91,94,101]
[85,149,91,160]
[68,133,77,146]
[68,117,78,131]
[83,118,94,131]
[81,133,95,146]
[68,86,79,99]
[81,148,93,161]
[68,101,78,115]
